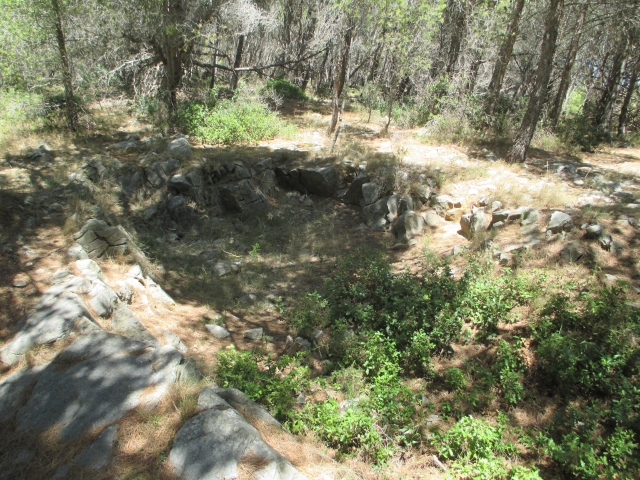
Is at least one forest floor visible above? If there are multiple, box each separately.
[1,98,640,479]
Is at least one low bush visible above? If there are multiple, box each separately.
[263,78,307,100]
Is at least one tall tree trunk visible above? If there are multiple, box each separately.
[485,0,526,115]
[229,34,245,91]
[618,59,640,136]
[506,0,564,163]
[549,3,588,128]
[594,37,627,131]
[50,0,78,130]
[210,20,219,90]
[445,0,466,75]
[327,27,352,136]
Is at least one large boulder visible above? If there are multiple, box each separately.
[220,180,268,212]
[394,211,424,243]
[166,136,192,160]
[16,331,183,440]
[0,364,49,421]
[72,219,130,258]
[342,174,370,205]
[169,387,306,480]
[547,211,574,233]
[363,195,399,231]
[112,303,159,347]
[460,207,487,239]
[362,182,384,206]
[1,278,100,365]
[276,165,343,198]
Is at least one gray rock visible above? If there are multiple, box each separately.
[170,175,192,194]
[244,328,264,341]
[75,425,119,470]
[164,332,188,354]
[0,364,48,422]
[451,246,466,256]
[342,174,370,205]
[432,194,457,211]
[146,278,175,305]
[67,243,89,260]
[88,280,118,318]
[422,210,440,228]
[506,207,533,223]
[72,220,130,258]
[112,303,159,347]
[166,137,192,160]
[394,211,424,243]
[414,185,431,203]
[1,283,99,365]
[491,201,502,212]
[520,209,540,226]
[499,253,512,266]
[298,166,342,197]
[177,357,205,383]
[168,195,186,211]
[51,269,72,285]
[205,324,230,339]
[460,207,487,239]
[254,158,274,175]
[285,337,312,356]
[220,180,268,212]
[362,183,384,206]
[212,260,241,277]
[492,210,510,224]
[560,241,585,262]
[117,284,133,303]
[602,274,619,286]
[398,196,414,215]
[362,195,398,231]
[17,331,182,440]
[169,388,304,480]
[145,162,169,188]
[547,211,574,233]
[584,224,604,239]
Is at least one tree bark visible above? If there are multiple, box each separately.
[327,27,352,136]
[445,0,466,75]
[50,0,78,130]
[485,0,525,116]
[229,34,245,91]
[593,37,627,131]
[618,59,640,136]
[506,0,564,163]
[210,20,219,90]
[549,3,588,129]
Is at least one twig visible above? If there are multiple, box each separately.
[221,249,242,258]
[432,455,448,471]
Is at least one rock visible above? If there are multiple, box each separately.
[68,243,89,260]
[243,328,264,341]
[444,208,464,221]
[166,136,192,160]
[298,166,342,197]
[422,210,440,227]
[394,211,424,243]
[169,387,304,480]
[16,332,182,440]
[0,364,48,422]
[491,201,502,212]
[212,260,241,277]
[584,224,604,239]
[12,280,28,288]
[491,210,510,224]
[111,303,159,347]
[362,195,398,231]
[452,246,466,256]
[76,258,101,275]
[547,211,574,233]
[285,337,312,356]
[520,209,540,226]
[51,269,72,285]
[72,220,131,258]
[1,282,99,365]
[88,280,118,318]
[342,174,370,205]
[164,332,188,354]
[170,175,192,194]
[145,162,170,188]
[26,144,53,162]
[206,324,231,339]
[362,183,384,206]
[492,221,505,229]
[168,195,186,211]
[499,253,512,266]
[75,425,119,470]
[560,241,585,262]
[460,207,487,239]
[220,180,269,212]
[177,357,205,383]
[398,196,414,215]
[146,278,176,305]
[602,274,619,286]
[414,185,431,203]
[117,284,133,303]
[432,194,461,211]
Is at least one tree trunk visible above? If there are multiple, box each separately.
[485,0,525,115]
[445,1,466,75]
[618,59,640,136]
[210,21,219,90]
[229,34,245,91]
[506,0,564,163]
[593,38,627,131]
[51,0,78,130]
[549,3,588,128]
[327,27,352,136]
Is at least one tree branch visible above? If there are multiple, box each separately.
[193,48,328,74]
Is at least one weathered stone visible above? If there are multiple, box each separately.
[297,166,342,197]
[212,260,242,277]
[414,185,431,203]
[168,195,185,211]
[88,280,118,318]
[444,208,464,221]
[146,278,175,305]
[547,211,574,233]
[398,196,414,215]
[520,209,540,226]
[432,194,456,210]
[584,224,604,239]
[17,331,182,440]
[170,175,192,194]
[68,244,89,260]
[394,211,424,243]
[220,180,268,212]
[285,337,312,356]
[0,364,48,422]
[244,328,264,341]
[164,332,188,354]
[75,425,119,470]
[205,324,231,339]
[72,220,132,259]
[1,283,99,365]
[362,183,384,206]
[342,174,371,205]
[491,201,502,212]
[560,241,585,262]
[362,195,398,231]
[169,387,304,480]
[166,136,192,160]
[111,303,159,347]
[491,210,510,224]
[145,162,169,188]
[460,207,487,239]
[422,210,440,227]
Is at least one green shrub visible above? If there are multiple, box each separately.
[445,367,468,392]
[556,113,607,152]
[177,97,291,144]
[263,78,306,100]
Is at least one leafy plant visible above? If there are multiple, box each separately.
[263,78,307,100]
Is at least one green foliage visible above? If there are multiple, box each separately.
[556,113,607,152]
[263,78,306,100]
[177,96,292,145]
[494,339,527,405]
[445,367,468,391]
[215,346,309,421]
